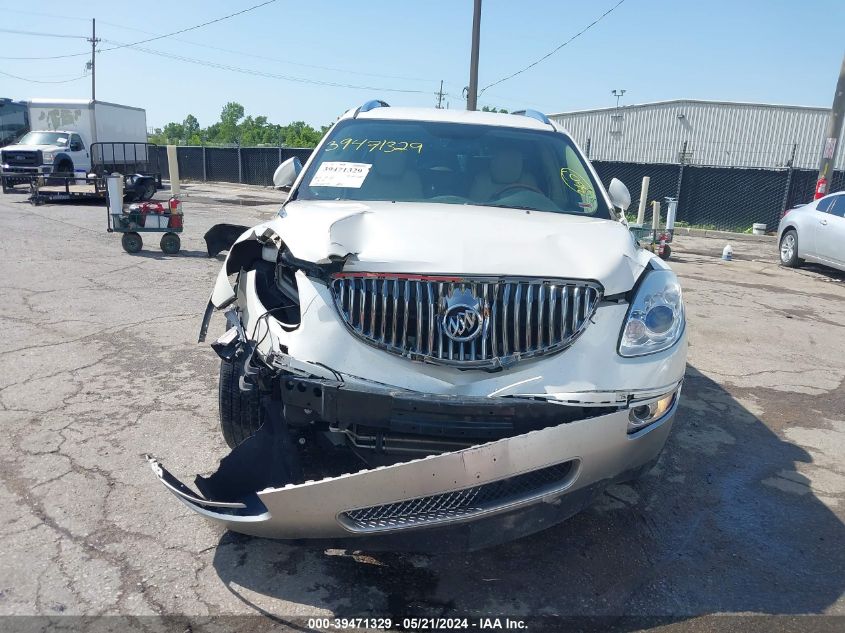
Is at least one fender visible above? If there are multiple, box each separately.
[197,221,349,342]
[199,222,283,342]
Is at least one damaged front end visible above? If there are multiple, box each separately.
[150,216,686,550]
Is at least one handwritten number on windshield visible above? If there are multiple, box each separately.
[325,139,423,154]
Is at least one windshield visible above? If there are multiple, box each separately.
[292,119,610,218]
[19,131,70,146]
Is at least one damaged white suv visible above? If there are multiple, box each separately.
[149,102,687,550]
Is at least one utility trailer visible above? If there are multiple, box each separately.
[21,142,161,205]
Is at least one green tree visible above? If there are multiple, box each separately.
[146,102,328,148]
[183,114,200,137]
[218,102,245,144]
[162,122,185,143]
[481,105,509,114]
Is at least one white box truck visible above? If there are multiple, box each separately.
[1,99,157,197]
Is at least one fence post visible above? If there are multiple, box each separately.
[637,176,650,224]
[675,141,688,211]
[237,141,243,184]
[202,143,207,182]
[780,143,798,213]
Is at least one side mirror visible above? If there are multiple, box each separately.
[70,142,82,152]
[607,178,631,212]
[273,156,302,189]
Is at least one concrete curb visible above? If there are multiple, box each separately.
[673,227,776,242]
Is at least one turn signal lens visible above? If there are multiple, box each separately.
[628,392,676,433]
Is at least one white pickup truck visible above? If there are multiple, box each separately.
[1,99,154,196]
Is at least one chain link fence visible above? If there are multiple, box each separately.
[151,144,844,233]
[150,146,313,187]
[593,159,845,232]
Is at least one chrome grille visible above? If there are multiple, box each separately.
[338,460,576,532]
[330,274,603,369]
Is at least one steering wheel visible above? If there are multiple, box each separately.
[492,183,544,199]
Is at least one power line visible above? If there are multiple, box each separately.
[479,0,628,95]
[2,8,93,22]
[0,51,90,60]
[0,69,88,84]
[96,23,438,83]
[103,40,430,94]
[0,0,280,60]
[97,0,280,53]
[0,28,87,39]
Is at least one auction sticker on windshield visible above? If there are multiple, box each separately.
[310,161,372,188]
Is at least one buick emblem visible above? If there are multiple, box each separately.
[441,288,486,342]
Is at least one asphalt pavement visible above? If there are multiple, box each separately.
[0,182,843,631]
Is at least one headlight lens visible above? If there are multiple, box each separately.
[629,391,676,432]
[42,152,55,163]
[619,269,685,357]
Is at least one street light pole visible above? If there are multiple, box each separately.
[467,0,482,111]
[816,52,845,198]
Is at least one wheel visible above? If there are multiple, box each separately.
[50,160,74,184]
[140,179,156,201]
[121,232,143,254]
[159,232,181,254]
[219,358,264,448]
[659,245,672,260]
[779,229,800,267]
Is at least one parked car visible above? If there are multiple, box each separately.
[778,192,845,273]
[149,102,688,550]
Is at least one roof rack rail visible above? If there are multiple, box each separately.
[354,100,390,118]
[512,109,551,125]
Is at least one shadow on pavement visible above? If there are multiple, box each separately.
[796,263,845,282]
[211,365,845,623]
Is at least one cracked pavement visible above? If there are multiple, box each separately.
[0,183,843,626]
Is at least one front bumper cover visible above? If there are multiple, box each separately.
[148,383,678,550]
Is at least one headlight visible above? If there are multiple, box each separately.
[619,269,684,357]
[42,152,55,163]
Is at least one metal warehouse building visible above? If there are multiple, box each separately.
[549,99,845,170]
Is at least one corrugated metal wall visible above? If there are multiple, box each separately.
[550,100,845,170]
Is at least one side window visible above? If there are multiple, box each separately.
[829,195,845,218]
[71,134,84,150]
[817,197,835,212]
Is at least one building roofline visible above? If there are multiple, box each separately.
[548,98,831,117]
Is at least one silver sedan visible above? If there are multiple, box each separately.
[778,192,845,272]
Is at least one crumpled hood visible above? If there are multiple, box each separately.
[269,200,646,295]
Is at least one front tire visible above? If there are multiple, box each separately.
[121,232,143,254]
[779,229,800,267]
[50,160,74,185]
[219,359,264,448]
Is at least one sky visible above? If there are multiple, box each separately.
[2,0,844,131]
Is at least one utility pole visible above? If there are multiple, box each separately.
[466,0,482,111]
[816,52,845,198]
[436,80,446,109]
[87,18,101,101]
